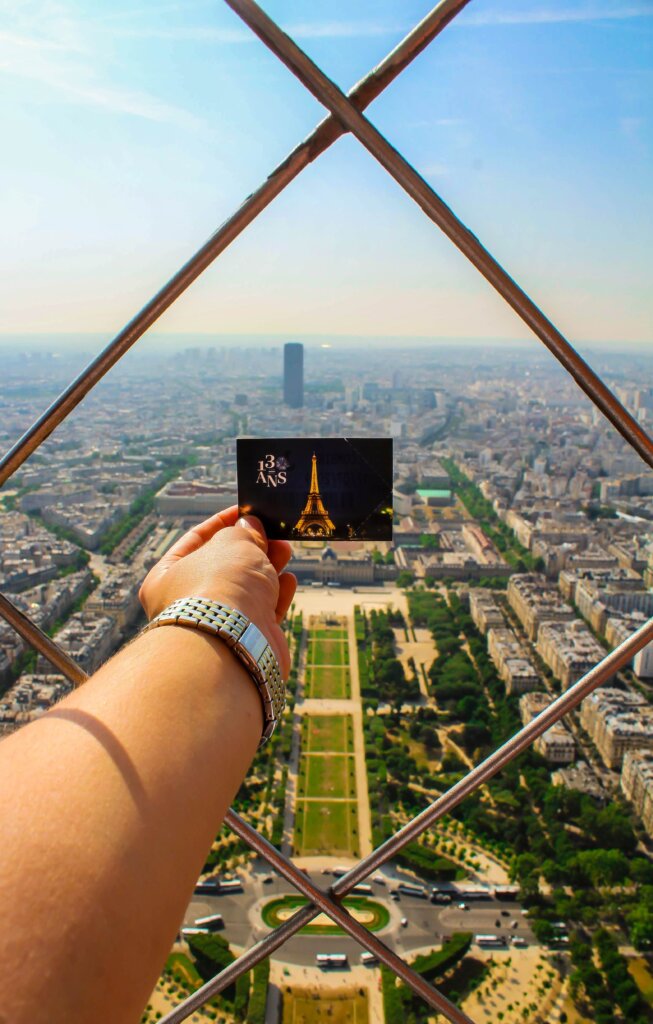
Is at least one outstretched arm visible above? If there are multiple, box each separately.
[0,507,295,1024]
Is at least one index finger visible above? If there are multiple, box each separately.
[163,505,239,562]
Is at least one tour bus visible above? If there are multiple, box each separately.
[332,866,349,878]
[216,878,243,894]
[181,927,210,938]
[315,953,348,969]
[397,883,427,899]
[194,877,221,895]
[193,913,224,931]
[456,886,492,901]
[360,951,379,965]
[352,883,373,895]
[475,935,507,948]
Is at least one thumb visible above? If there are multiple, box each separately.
[237,515,268,553]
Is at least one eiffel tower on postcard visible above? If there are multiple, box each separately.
[292,452,336,538]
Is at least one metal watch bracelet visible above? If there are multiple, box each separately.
[143,596,285,746]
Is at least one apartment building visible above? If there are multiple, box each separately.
[469,589,505,634]
[0,674,72,735]
[537,620,608,690]
[621,750,653,838]
[519,692,576,764]
[581,688,653,770]
[508,573,576,641]
[487,626,540,695]
[606,610,653,680]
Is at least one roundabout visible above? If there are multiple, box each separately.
[260,894,390,935]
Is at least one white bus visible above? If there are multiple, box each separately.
[315,953,348,969]
[397,883,427,899]
[476,935,506,948]
[193,914,224,931]
[352,883,373,895]
[360,951,379,965]
[217,878,243,894]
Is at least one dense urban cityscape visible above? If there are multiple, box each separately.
[2,339,653,1024]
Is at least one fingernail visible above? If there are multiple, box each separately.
[238,515,260,531]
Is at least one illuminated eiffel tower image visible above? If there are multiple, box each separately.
[292,452,336,538]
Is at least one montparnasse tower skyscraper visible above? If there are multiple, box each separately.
[283,342,304,408]
[292,453,335,538]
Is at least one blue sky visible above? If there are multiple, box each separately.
[1,0,651,347]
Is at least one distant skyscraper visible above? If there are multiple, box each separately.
[283,343,304,408]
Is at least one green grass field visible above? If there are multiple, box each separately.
[306,664,351,699]
[284,990,369,1024]
[308,638,348,667]
[295,798,359,856]
[303,715,352,753]
[296,714,357,854]
[300,754,355,799]
[313,627,348,640]
[263,895,389,933]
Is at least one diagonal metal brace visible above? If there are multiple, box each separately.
[162,616,653,1022]
[0,0,473,488]
[225,0,653,470]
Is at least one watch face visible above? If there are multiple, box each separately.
[237,437,393,541]
[240,621,268,662]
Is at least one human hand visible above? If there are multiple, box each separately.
[139,506,296,677]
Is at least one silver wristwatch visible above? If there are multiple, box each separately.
[144,596,285,746]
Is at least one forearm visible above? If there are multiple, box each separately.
[0,626,261,1024]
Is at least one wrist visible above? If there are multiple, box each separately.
[143,596,285,746]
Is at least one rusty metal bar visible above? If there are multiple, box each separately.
[225,0,653,470]
[163,807,475,1024]
[0,590,473,1022]
[0,592,87,687]
[159,616,653,1021]
[0,0,474,488]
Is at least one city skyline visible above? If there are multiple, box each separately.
[1,1,652,345]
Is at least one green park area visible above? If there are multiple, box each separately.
[306,664,350,699]
[295,714,359,856]
[283,989,369,1024]
[308,637,348,666]
[295,799,359,856]
[305,621,351,698]
[262,894,389,934]
[303,714,352,753]
[299,753,356,800]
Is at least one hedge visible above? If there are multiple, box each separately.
[186,933,236,1001]
[247,958,270,1024]
[411,932,472,981]
[396,842,460,881]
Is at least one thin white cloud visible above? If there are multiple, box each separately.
[421,162,451,177]
[285,20,403,40]
[0,6,200,128]
[110,19,402,44]
[463,3,653,26]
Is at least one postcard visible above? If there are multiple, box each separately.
[237,437,393,541]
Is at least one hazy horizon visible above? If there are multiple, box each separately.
[1,332,652,357]
[1,1,652,345]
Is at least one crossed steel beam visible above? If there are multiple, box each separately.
[3,588,653,1024]
[2,0,653,1021]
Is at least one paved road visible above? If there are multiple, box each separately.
[183,865,535,967]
